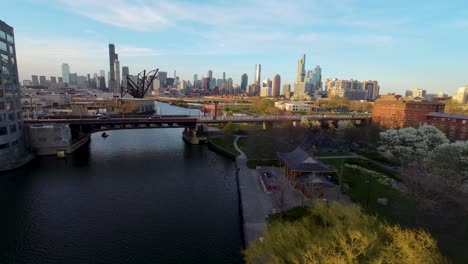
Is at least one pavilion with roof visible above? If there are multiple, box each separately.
[277,147,338,199]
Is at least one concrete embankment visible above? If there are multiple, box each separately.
[233,136,273,248]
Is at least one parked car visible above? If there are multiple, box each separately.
[148,115,161,119]
[97,116,111,120]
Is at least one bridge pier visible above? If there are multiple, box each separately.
[24,124,90,156]
[182,124,207,144]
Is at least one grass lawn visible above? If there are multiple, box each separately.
[209,135,240,157]
[237,136,295,160]
[321,158,409,224]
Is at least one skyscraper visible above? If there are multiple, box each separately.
[255,64,261,85]
[306,65,322,95]
[227,78,233,93]
[207,70,213,79]
[114,58,120,94]
[283,84,291,99]
[108,44,117,91]
[241,73,248,91]
[61,63,70,83]
[122,66,129,80]
[272,74,281,97]
[50,76,57,84]
[39,76,46,86]
[31,75,39,86]
[223,72,226,82]
[193,74,198,87]
[291,54,311,101]
[99,70,105,77]
[296,54,306,83]
[0,20,28,170]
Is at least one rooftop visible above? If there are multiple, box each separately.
[427,112,468,120]
[277,148,336,173]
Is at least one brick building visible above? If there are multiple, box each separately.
[372,93,445,128]
[425,112,468,141]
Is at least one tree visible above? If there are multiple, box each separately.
[221,121,235,134]
[443,99,468,114]
[377,125,449,165]
[336,120,355,136]
[244,202,446,264]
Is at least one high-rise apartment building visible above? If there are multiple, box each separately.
[283,84,291,99]
[122,66,129,83]
[0,20,28,170]
[31,75,39,86]
[362,80,380,100]
[326,78,367,100]
[305,65,322,95]
[272,74,281,97]
[158,71,167,88]
[241,73,248,92]
[61,63,70,83]
[69,73,77,84]
[412,88,426,99]
[255,64,261,85]
[207,70,213,80]
[39,76,46,86]
[453,86,468,104]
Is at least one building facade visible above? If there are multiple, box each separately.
[272,74,281,97]
[61,63,70,83]
[241,73,248,92]
[255,64,261,85]
[425,112,468,141]
[453,86,468,104]
[362,80,380,100]
[372,93,445,128]
[291,54,311,101]
[0,20,28,170]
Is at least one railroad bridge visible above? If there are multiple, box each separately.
[23,114,370,155]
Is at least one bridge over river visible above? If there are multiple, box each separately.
[23,114,371,155]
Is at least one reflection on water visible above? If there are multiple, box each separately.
[0,103,243,264]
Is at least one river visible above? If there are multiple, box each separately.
[0,103,243,264]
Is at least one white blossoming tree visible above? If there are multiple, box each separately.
[377,125,449,165]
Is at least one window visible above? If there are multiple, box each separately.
[16,112,21,120]
[6,102,11,110]
[0,40,6,52]
[9,124,16,133]
[8,112,15,121]
[0,54,7,63]
[0,126,7,136]
[6,34,13,43]
[0,143,9,150]
[0,89,3,98]
[8,45,13,54]
[0,102,4,110]
[11,139,18,146]
[0,30,5,40]
[1,66,9,75]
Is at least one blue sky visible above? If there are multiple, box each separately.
[2,0,468,94]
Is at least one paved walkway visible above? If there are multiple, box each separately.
[234,136,273,248]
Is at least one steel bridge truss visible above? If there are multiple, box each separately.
[120,69,159,98]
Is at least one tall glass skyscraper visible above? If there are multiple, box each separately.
[255,64,261,85]
[61,63,70,83]
[0,20,28,170]
[241,73,248,91]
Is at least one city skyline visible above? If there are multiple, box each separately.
[2,0,468,94]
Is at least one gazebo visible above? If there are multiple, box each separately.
[277,148,338,199]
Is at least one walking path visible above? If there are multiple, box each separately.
[234,136,273,248]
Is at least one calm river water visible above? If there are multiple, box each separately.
[0,103,243,264]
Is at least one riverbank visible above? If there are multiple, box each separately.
[233,136,273,248]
